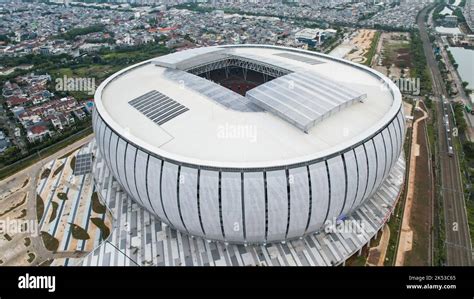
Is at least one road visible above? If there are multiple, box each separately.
[418,6,473,266]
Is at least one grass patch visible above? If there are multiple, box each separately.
[364,31,381,66]
[409,31,432,95]
[54,64,118,80]
[24,237,31,247]
[52,163,65,177]
[427,121,436,150]
[91,192,106,214]
[466,199,474,246]
[70,223,90,240]
[423,100,445,265]
[21,178,29,188]
[384,200,404,265]
[36,194,44,222]
[40,168,51,180]
[52,65,122,99]
[16,208,26,219]
[347,255,367,266]
[346,245,370,266]
[385,126,413,265]
[27,252,35,263]
[58,24,105,40]
[69,156,76,171]
[4,233,12,241]
[57,192,68,201]
[41,231,59,251]
[48,202,59,224]
[382,42,412,68]
[91,217,110,241]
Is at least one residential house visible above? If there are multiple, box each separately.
[27,125,51,143]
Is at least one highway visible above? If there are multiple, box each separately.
[418,6,473,266]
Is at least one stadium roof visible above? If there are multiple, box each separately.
[163,69,263,112]
[246,71,366,132]
[95,45,401,168]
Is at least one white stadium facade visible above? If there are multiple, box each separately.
[92,44,405,247]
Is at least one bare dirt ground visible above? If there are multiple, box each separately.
[366,225,391,266]
[0,134,93,266]
[0,190,31,266]
[395,103,429,266]
[345,29,377,64]
[403,108,432,266]
[404,102,414,127]
[373,32,412,78]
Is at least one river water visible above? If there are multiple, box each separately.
[448,47,474,90]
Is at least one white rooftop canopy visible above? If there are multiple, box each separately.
[246,71,367,132]
[153,47,228,69]
[164,69,262,112]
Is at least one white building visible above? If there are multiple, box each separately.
[295,28,337,46]
[93,45,405,245]
[27,125,51,143]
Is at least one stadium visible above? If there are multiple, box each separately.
[92,44,405,245]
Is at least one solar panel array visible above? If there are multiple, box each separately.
[164,69,263,112]
[129,90,189,125]
[273,52,324,65]
[246,71,367,133]
[74,153,93,176]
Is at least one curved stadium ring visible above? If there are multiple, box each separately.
[93,44,405,245]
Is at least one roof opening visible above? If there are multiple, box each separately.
[196,67,276,96]
[185,56,290,96]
